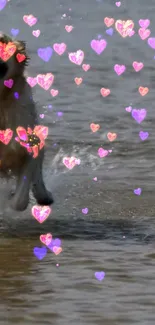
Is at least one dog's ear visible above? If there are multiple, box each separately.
[14,40,30,65]
[15,40,26,51]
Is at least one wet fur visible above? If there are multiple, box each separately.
[0,33,54,211]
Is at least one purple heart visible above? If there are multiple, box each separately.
[148,38,155,49]
[11,28,19,37]
[106,28,113,36]
[82,208,88,214]
[14,92,19,99]
[33,247,47,260]
[37,47,53,62]
[90,39,107,55]
[131,109,147,124]
[57,112,63,117]
[139,131,149,141]
[0,0,6,10]
[134,188,142,196]
[95,271,105,281]
[48,238,61,251]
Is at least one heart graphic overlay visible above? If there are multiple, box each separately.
[40,233,52,246]
[134,188,142,196]
[31,205,52,223]
[37,47,53,62]
[33,247,47,260]
[48,238,62,251]
[82,208,88,214]
[131,109,147,124]
[0,129,13,145]
[95,271,105,281]
[139,131,149,141]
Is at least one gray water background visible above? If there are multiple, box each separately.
[0,0,155,324]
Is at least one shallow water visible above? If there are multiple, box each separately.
[0,0,155,324]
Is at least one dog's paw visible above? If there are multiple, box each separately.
[36,190,54,206]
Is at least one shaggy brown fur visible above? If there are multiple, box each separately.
[0,33,54,211]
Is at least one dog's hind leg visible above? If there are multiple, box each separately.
[10,157,34,211]
[32,150,54,206]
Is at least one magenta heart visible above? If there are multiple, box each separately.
[131,109,147,124]
[90,39,107,55]
[148,38,155,49]
[82,208,88,214]
[139,131,149,141]
[4,79,14,88]
[139,19,150,29]
[98,148,109,158]
[114,64,126,75]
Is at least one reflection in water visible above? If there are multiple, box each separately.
[0,237,155,325]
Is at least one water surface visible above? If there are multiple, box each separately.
[0,0,155,324]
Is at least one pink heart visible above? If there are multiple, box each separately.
[23,14,37,27]
[50,89,59,97]
[37,73,54,90]
[27,77,37,87]
[53,246,62,255]
[98,148,109,158]
[75,158,81,165]
[63,157,76,169]
[114,64,126,75]
[53,43,66,55]
[65,25,73,32]
[40,233,52,246]
[31,205,52,223]
[115,1,121,7]
[132,61,144,72]
[125,106,132,112]
[82,64,90,72]
[138,28,150,40]
[128,30,135,37]
[90,39,107,55]
[68,50,84,65]
[139,19,150,29]
[32,30,40,37]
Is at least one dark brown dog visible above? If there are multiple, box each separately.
[0,33,54,211]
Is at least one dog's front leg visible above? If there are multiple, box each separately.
[10,157,34,211]
[32,149,54,206]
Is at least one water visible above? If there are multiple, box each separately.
[0,0,155,324]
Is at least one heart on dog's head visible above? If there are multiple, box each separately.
[0,32,29,86]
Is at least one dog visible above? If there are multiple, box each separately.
[0,32,54,211]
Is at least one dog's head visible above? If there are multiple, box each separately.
[0,33,29,84]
